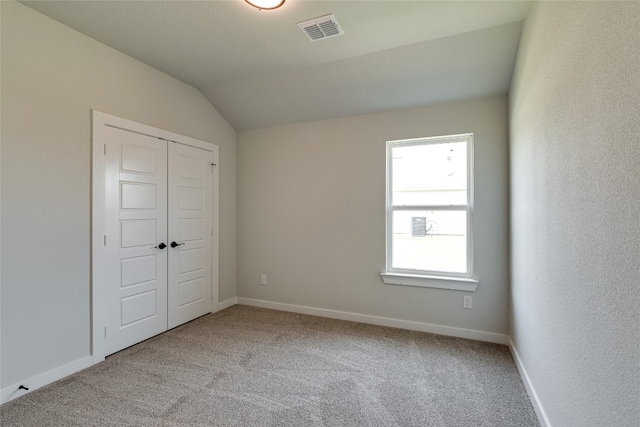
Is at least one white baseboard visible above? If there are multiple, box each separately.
[1,355,93,404]
[509,338,551,427]
[215,297,237,312]
[237,297,509,345]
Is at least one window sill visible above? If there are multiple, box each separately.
[380,273,478,291]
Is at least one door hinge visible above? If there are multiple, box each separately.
[104,235,107,246]
[104,144,106,155]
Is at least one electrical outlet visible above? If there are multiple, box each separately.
[261,274,267,285]
[463,295,472,309]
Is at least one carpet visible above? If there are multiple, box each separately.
[1,305,538,426]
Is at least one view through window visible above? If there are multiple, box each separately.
[386,134,473,277]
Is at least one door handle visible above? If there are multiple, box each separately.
[153,243,167,249]
[170,241,185,248]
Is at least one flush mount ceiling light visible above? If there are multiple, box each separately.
[244,0,285,10]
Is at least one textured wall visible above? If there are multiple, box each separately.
[1,1,236,387]
[510,2,640,426]
[237,97,510,335]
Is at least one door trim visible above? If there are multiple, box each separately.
[91,110,219,361]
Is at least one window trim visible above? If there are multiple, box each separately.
[383,133,477,291]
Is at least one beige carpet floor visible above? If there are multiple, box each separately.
[1,305,538,426]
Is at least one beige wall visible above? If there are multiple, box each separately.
[0,1,236,387]
[237,97,510,335]
[510,2,640,426]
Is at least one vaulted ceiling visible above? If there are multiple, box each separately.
[20,1,531,130]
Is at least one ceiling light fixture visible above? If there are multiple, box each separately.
[244,0,285,10]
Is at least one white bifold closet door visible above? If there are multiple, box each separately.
[104,125,212,356]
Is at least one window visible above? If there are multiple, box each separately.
[381,134,477,291]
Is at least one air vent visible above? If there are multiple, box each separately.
[411,217,427,237]
[297,14,344,42]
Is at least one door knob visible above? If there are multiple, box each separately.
[153,243,166,249]
[171,241,185,248]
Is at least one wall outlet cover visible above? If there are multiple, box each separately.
[463,295,472,309]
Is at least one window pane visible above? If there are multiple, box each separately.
[392,210,467,273]
[392,142,467,206]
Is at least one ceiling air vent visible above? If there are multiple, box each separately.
[297,14,344,42]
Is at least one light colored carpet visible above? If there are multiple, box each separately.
[1,305,538,426]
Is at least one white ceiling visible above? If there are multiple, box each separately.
[20,0,531,131]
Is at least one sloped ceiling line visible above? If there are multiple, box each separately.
[20,0,531,130]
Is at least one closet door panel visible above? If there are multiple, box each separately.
[104,126,168,356]
[167,142,213,329]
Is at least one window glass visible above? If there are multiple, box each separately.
[391,142,467,206]
[391,210,467,273]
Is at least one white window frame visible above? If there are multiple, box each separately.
[381,133,478,292]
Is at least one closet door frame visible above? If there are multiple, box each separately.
[91,110,219,362]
